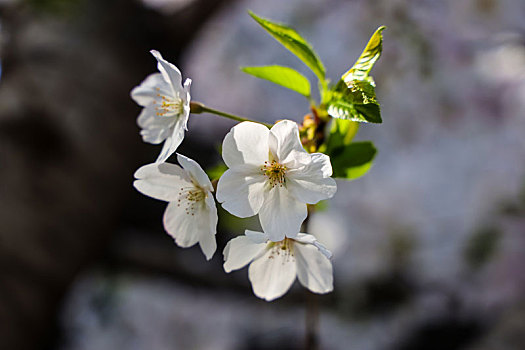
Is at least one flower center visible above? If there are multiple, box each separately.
[267,238,295,261]
[154,88,184,117]
[176,187,206,216]
[261,160,287,188]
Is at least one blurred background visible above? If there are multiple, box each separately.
[0,0,524,349]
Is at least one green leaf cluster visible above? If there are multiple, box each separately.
[243,13,384,123]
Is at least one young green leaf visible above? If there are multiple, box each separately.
[326,27,385,122]
[342,26,386,83]
[326,79,382,123]
[241,65,311,97]
[327,100,381,123]
[329,141,377,180]
[249,11,326,81]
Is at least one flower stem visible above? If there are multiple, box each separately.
[190,101,272,128]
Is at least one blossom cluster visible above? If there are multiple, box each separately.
[131,51,336,301]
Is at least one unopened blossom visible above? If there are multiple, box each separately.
[216,120,337,241]
[223,230,333,301]
[131,50,191,163]
[133,154,217,260]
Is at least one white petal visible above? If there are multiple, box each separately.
[163,194,214,253]
[137,108,174,144]
[306,153,334,177]
[222,122,270,168]
[287,153,337,204]
[216,167,266,218]
[155,118,185,163]
[177,153,213,191]
[199,233,217,261]
[163,201,201,248]
[258,186,307,241]
[131,73,168,107]
[198,195,218,260]
[245,229,270,244]
[150,50,183,91]
[269,120,305,164]
[133,163,191,201]
[281,149,312,169]
[205,194,218,234]
[181,78,192,129]
[223,234,267,273]
[294,233,332,259]
[294,242,333,294]
[248,246,297,301]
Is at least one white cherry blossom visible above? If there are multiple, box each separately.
[223,230,333,301]
[216,120,337,241]
[131,50,191,163]
[133,154,217,260]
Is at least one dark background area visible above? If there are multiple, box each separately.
[0,0,524,349]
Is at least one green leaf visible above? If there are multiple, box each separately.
[325,27,385,123]
[318,119,359,154]
[329,141,377,180]
[326,79,382,123]
[241,65,311,97]
[249,11,326,81]
[342,26,386,83]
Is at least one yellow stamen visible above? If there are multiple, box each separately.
[260,160,287,188]
[154,88,184,117]
[176,187,206,216]
[267,238,295,262]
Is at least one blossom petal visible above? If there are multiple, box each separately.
[216,167,266,218]
[294,233,332,259]
[198,195,218,260]
[245,229,269,244]
[300,152,334,177]
[177,153,213,192]
[223,232,267,273]
[137,107,174,144]
[287,153,337,204]
[150,50,183,91]
[130,73,168,107]
[269,120,305,164]
[258,186,307,241]
[155,117,185,163]
[199,232,217,261]
[294,242,333,294]
[133,163,190,201]
[163,201,201,248]
[222,122,270,168]
[205,194,218,235]
[181,78,192,130]
[248,246,297,301]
